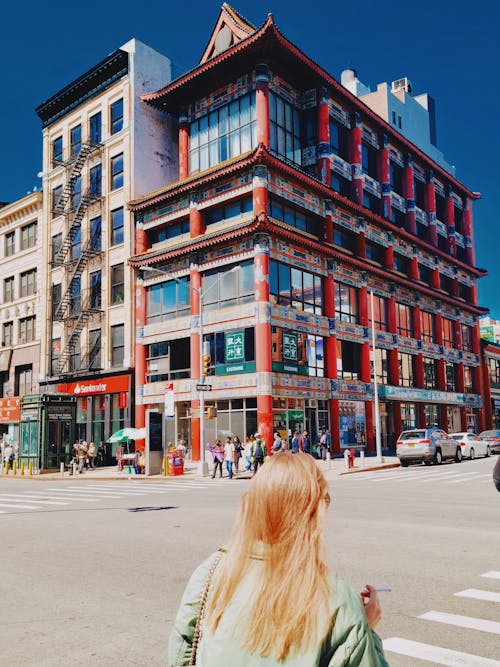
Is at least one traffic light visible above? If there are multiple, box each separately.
[206,406,217,419]
[202,353,211,376]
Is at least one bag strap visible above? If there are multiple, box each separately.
[190,551,223,665]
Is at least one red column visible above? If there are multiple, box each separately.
[445,185,457,257]
[324,201,333,244]
[254,240,273,451]
[365,401,374,453]
[410,255,419,281]
[359,285,368,326]
[435,311,445,390]
[413,304,422,340]
[134,222,151,442]
[359,286,371,385]
[253,166,269,219]
[432,264,440,290]
[405,153,416,235]
[379,134,391,220]
[356,218,366,258]
[463,196,475,265]
[324,264,340,454]
[350,112,363,205]
[387,296,399,386]
[329,399,340,456]
[482,358,493,430]
[317,86,331,186]
[190,267,202,462]
[189,200,204,238]
[385,235,394,270]
[392,403,402,439]
[179,114,189,180]
[255,64,270,148]
[426,169,438,247]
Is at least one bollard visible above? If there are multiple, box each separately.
[163,455,168,476]
[344,450,349,470]
[72,461,77,477]
[60,462,65,476]
[360,450,365,468]
[20,461,25,476]
[13,460,17,475]
[28,460,33,476]
[5,461,9,475]
[326,450,332,470]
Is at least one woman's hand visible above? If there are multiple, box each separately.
[360,584,382,630]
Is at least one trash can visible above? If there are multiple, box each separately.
[167,449,184,476]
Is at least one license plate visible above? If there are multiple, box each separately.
[407,443,414,448]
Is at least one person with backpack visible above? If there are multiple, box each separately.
[291,431,300,453]
[301,430,310,454]
[251,432,267,476]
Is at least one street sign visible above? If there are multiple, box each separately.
[196,383,212,391]
[164,382,175,418]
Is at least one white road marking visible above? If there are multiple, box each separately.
[445,473,487,484]
[383,637,500,665]
[419,610,500,635]
[455,589,500,603]
[0,495,66,505]
[0,502,39,510]
[418,470,478,483]
[481,572,500,580]
[46,488,123,498]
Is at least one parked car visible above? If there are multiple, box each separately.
[449,432,490,459]
[396,428,462,467]
[478,430,500,455]
[493,457,500,492]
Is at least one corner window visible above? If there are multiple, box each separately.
[269,92,301,165]
[269,260,323,314]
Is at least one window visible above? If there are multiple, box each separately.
[459,283,471,301]
[189,93,256,173]
[89,329,101,370]
[414,178,425,209]
[19,316,36,344]
[365,240,384,263]
[330,173,351,198]
[21,222,37,250]
[270,327,323,377]
[51,283,61,318]
[419,264,433,285]
[5,231,15,257]
[435,192,446,222]
[52,136,63,164]
[51,339,61,375]
[270,197,321,238]
[69,335,81,372]
[461,324,473,352]
[4,276,14,302]
[362,143,378,179]
[205,197,252,227]
[393,253,409,274]
[335,283,358,323]
[398,353,414,387]
[90,271,101,309]
[391,208,405,227]
[454,205,464,235]
[90,164,102,195]
[269,92,301,165]
[445,362,456,392]
[111,264,124,304]
[329,120,349,160]
[374,347,388,384]
[3,321,13,346]
[89,112,102,143]
[110,99,124,134]
[20,269,36,297]
[110,207,124,245]
[204,261,255,311]
[464,366,474,393]
[337,340,361,379]
[90,216,102,250]
[71,176,82,210]
[396,303,413,337]
[421,311,435,342]
[363,192,380,214]
[70,124,82,157]
[333,225,356,252]
[269,260,323,314]
[15,365,32,396]
[111,153,124,190]
[369,294,388,331]
[146,276,190,323]
[390,162,404,195]
[423,358,437,389]
[149,218,189,244]
[69,278,81,316]
[440,274,454,294]
[71,224,81,260]
[51,234,63,265]
[111,324,124,366]
[52,185,63,215]
[442,317,455,347]
[146,338,191,382]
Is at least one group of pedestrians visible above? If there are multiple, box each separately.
[72,440,97,473]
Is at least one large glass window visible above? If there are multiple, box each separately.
[396,302,413,337]
[442,317,455,347]
[336,340,361,380]
[89,112,102,143]
[368,294,388,331]
[329,120,349,160]
[110,207,124,246]
[461,324,473,352]
[146,338,191,382]
[146,276,190,323]
[189,93,256,173]
[330,173,351,198]
[110,99,124,135]
[111,264,124,305]
[269,260,322,314]
[333,225,357,252]
[21,222,37,250]
[271,327,323,377]
[365,240,384,263]
[421,311,435,342]
[205,197,252,227]
[20,269,36,297]
[270,197,322,238]
[362,143,378,179]
[269,92,301,165]
[335,283,358,323]
[399,353,414,387]
[111,153,124,190]
[203,261,254,311]
[19,316,36,344]
[374,347,388,384]
[15,365,32,396]
[423,357,437,389]
[111,324,124,366]
[393,253,410,275]
[149,218,189,244]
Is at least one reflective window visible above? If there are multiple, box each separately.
[110,99,124,135]
[269,92,301,165]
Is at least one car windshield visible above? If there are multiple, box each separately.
[400,430,426,440]
[450,433,466,438]
[479,431,500,438]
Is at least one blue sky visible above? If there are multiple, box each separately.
[2,0,499,316]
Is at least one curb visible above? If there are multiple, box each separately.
[339,463,400,475]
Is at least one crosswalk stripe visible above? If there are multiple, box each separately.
[73,486,148,495]
[22,494,97,503]
[0,495,66,505]
[419,610,500,635]
[418,470,477,483]
[383,637,500,666]
[0,502,39,509]
[481,571,500,580]
[46,488,123,498]
[445,473,486,484]
[455,589,500,603]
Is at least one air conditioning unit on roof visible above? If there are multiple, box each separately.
[391,77,413,94]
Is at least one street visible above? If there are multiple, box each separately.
[0,457,498,666]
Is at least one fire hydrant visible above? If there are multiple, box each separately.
[348,448,356,468]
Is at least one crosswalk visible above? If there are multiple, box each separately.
[383,570,500,665]
[341,466,493,486]
[0,479,222,514]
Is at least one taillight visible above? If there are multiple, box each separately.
[419,439,431,444]
[396,441,402,446]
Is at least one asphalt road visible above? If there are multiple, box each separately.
[0,456,498,666]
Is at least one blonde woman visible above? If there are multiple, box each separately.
[168,453,389,666]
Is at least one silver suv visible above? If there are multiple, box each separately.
[397,428,462,467]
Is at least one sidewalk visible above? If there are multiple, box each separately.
[0,453,400,481]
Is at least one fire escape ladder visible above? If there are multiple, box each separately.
[54,291,102,376]
[52,142,100,216]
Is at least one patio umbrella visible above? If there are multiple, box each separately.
[107,427,146,443]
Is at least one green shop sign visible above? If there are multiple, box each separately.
[282,332,298,362]
[225,330,245,363]
[272,361,309,375]
[216,361,256,376]
[279,410,304,422]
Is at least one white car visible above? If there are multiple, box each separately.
[449,432,490,459]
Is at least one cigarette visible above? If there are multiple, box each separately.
[374,588,391,592]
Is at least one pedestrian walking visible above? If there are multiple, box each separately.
[271,431,283,453]
[77,441,86,474]
[168,452,389,666]
[251,432,267,476]
[224,437,235,479]
[319,429,331,460]
[301,430,310,454]
[243,436,253,472]
[209,439,224,478]
[232,436,243,474]
[88,441,96,468]
[133,448,141,475]
[291,431,300,453]
[4,442,13,470]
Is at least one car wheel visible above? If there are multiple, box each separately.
[486,445,491,457]
[469,447,475,460]
[434,449,442,465]
[455,447,463,463]
[401,460,409,467]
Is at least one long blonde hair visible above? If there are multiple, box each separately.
[205,452,332,659]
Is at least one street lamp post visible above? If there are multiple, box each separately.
[370,289,384,463]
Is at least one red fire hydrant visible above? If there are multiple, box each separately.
[348,448,356,468]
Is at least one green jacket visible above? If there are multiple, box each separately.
[168,550,390,667]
